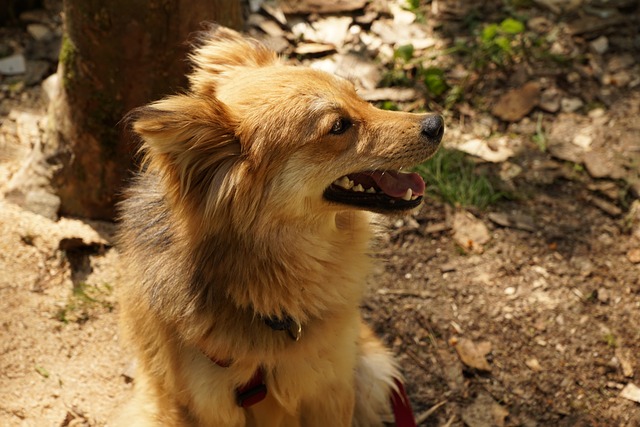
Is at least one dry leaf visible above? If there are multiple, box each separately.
[455,338,492,372]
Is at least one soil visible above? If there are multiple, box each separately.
[1,1,639,426]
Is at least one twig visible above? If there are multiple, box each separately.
[415,400,447,424]
[376,288,434,298]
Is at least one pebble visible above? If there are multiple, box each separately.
[27,23,53,41]
[590,36,609,54]
[561,97,584,113]
[0,54,27,75]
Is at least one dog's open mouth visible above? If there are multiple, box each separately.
[323,170,425,211]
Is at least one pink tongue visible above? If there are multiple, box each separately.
[369,171,426,198]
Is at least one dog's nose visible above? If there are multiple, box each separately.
[420,114,444,142]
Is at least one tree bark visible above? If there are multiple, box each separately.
[47,0,243,220]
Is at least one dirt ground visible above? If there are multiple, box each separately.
[1,1,640,426]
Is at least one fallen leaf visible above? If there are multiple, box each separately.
[455,338,492,372]
[452,210,491,254]
[491,82,540,122]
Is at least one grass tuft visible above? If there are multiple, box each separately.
[415,148,507,209]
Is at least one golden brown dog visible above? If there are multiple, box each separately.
[117,26,443,426]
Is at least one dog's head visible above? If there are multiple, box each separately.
[129,26,443,231]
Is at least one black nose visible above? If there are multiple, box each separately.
[421,114,444,142]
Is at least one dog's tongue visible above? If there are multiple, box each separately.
[369,171,425,198]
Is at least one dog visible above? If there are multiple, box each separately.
[117,25,443,426]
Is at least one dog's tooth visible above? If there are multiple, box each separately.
[402,189,412,201]
[335,176,351,189]
[353,184,364,192]
[411,194,420,200]
[347,179,354,189]
[366,187,376,194]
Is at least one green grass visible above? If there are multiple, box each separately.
[55,282,114,324]
[415,148,507,209]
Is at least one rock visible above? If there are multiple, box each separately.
[452,210,491,253]
[583,149,626,180]
[25,60,51,86]
[293,43,335,56]
[547,114,591,163]
[0,54,27,76]
[457,137,514,163]
[627,248,640,264]
[27,23,53,41]
[616,348,635,378]
[539,87,561,113]
[597,288,610,304]
[568,14,626,35]
[491,82,540,122]
[561,97,584,113]
[590,36,609,54]
[587,195,622,216]
[5,188,60,221]
[249,14,285,38]
[528,16,553,33]
[607,54,635,73]
[603,70,632,88]
[461,392,509,427]
[526,358,543,371]
[280,0,367,14]
[455,338,492,372]
[19,9,51,25]
[358,87,419,102]
[310,53,381,90]
[259,35,290,54]
[620,383,640,404]
[488,211,536,232]
[309,16,353,47]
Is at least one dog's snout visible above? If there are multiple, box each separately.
[420,115,444,142]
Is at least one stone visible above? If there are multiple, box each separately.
[561,97,584,113]
[457,137,514,163]
[0,54,27,76]
[590,36,609,54]
[583,149,626,180]
[539,87,561,113]
[27,23,53,41]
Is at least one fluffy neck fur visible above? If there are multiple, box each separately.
[120,172,375,357]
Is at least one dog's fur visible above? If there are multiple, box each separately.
[117,26,442,426]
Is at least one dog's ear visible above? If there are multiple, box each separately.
[188,25,278,95]
[128,94,241,215]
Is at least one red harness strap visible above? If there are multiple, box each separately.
[204,353,416,425]
[204,354,267,408]
[390,377,417,427]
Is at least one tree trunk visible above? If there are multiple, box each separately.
[46,0,243,220]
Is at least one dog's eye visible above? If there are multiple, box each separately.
[329,118,352,135]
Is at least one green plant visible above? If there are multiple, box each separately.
[415,148,507,209]
[379,101,399,111]
[55,282,114,324]
[603,333,617,348]
[532,112,547,152]
[420,67,449,97]
[476,17,525,67]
